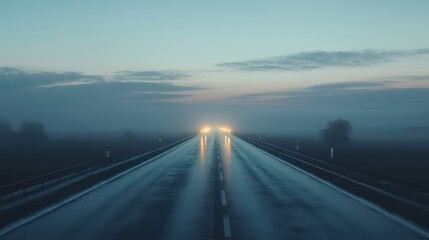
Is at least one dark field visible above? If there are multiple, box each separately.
[2,128,428,191]
[245,132,429,189]
[0,133,179,187]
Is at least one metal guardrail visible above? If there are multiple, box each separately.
[0,134,196,198]
[237,133,429,193]
[237,133,429,231]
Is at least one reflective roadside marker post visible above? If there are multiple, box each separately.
[296,140,300,151]
[159,136,162,143]
[330,147,334,160]
[105,145,110,159]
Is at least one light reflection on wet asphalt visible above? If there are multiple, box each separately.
[1,131,427,240]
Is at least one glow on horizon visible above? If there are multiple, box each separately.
[1,0,429,113]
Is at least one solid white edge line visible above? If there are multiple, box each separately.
[233,135,429,239]
[0,136,197,237]
[248,140,428,211]
[223,215,232,237]
[221,190,227,206]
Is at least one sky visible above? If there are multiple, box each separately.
[1,0,429,136]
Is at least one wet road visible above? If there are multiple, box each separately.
[1,131,427,239]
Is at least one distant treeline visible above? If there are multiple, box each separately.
[0,119,48,149]
[0,119,176,186]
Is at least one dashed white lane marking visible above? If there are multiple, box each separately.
[219,172,224,182]
[223,215,232,237]
[217,155,220,160]
[221,190,227,206]
[218,163,221,169]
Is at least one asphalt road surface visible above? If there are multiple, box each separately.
[1,131,427,239]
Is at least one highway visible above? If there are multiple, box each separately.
[1,131,427,239]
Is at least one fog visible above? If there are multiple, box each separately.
[1,67,429,139]
[2,102,428,141]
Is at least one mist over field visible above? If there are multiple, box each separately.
[2,2,429,239]
[1,0,429,187]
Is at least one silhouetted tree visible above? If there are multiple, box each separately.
[17,121,48,144]
[121,130,137,143]
[0,119,15,147]
[320,119,353,147]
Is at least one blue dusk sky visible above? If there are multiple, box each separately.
[1,0,429,135]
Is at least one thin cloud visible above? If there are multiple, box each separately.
[124,92,192,102]
[0,67,194,89]
[0,67,204,134]
[231,79,429,110]
[0,67,103,91]
[233,81,390,101]
[289,88,429,110]
[305,81,389,91]
[0,67,200,102]
[218,48,429,71]
[377,74,429,82]
[114,70,190,82]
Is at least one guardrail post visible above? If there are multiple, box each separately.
[296,140,300,151]
[331,147,334,160]
[105,145,110,159]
